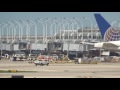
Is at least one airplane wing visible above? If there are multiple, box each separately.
[103,42,119,48]
[80,42,94,45]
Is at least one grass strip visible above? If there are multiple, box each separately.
[0,70,37,73]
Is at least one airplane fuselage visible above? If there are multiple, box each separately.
[94,41,120,52]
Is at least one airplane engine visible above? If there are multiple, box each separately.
[94,42,103,48]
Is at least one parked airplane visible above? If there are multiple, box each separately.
[80,13,120,52]
[94,13,120,52]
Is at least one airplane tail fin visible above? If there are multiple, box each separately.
[94,13,120,42]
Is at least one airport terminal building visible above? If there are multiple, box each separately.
[0,27,120,52]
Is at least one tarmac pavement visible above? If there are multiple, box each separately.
[1,59,120,78]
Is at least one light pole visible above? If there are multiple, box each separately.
[54,18,63,39]
[2,23,9,42]
[57,23,63,40]
[39,19,47,43]
[19,20,30,41]
[94,23,98,29]
[0,22,8,57]
[18,20,23,40]
[0,22,4,58]
[0,22,2,40]
[62,23,68,41]
[70,33,74,40]
[62,18,71,55]
[0,22,10,43]
[83,17,93,40]
[6,21,16,43]
[74,18,83,40]
[0,22,6,41]
[36,19,45,44]
[96,33,100,40]
[44,20,48,43]
[27,20,38,43]
[45,18,54,41]
[12,21,22,41]
[111,21,119,26]
[67,22,72,40]
[7,23,13,43]
[51,18,62,41]
[62,32,65,41]
[1,22,9,42]
[73,18,84,51]
[62,18,70,41]
[50,22,56,40]
[70,21,74,41]
[11,21,21,42]
[48,19,56,40]
[53,18,62,41]
[27,23,33,42]
[72,18,79,38]
[70,19,78,40]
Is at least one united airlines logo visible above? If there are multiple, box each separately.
[104,27,120,42]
